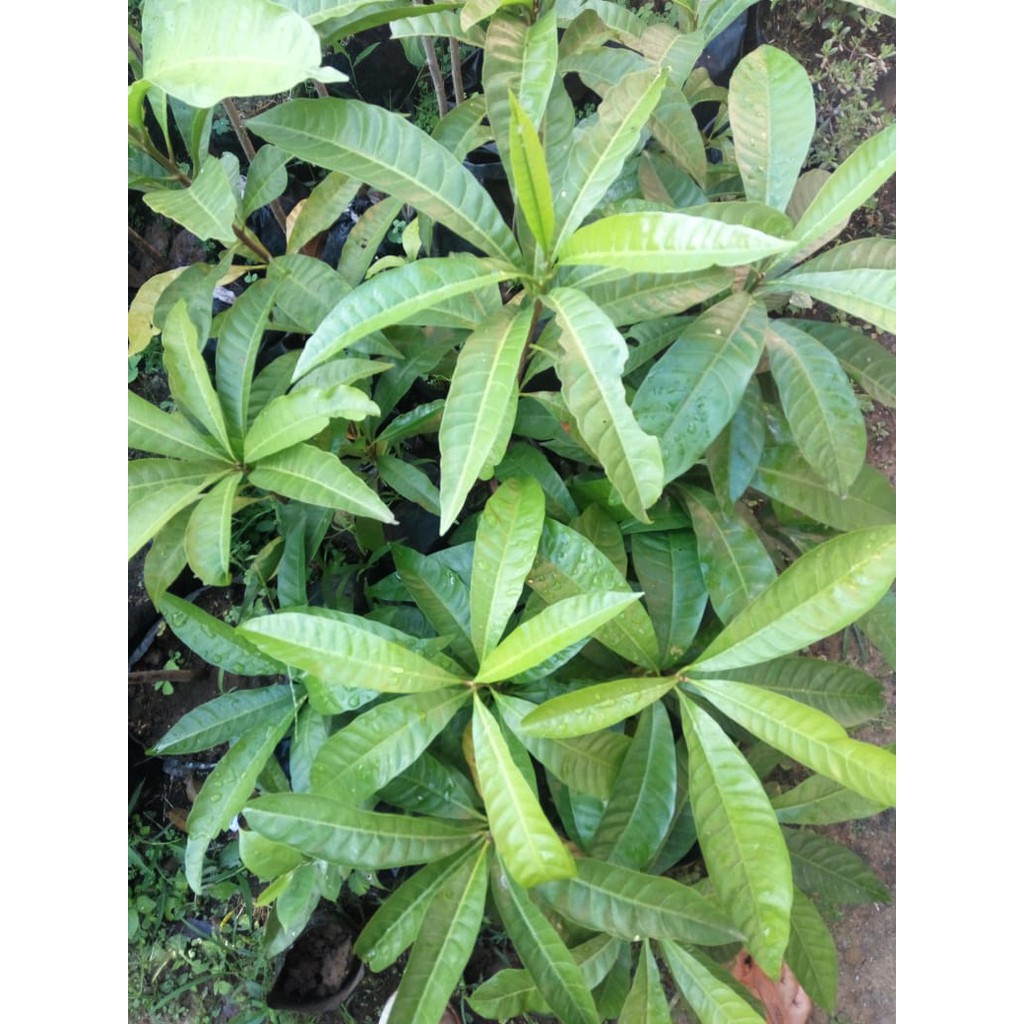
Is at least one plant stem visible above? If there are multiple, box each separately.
[129,126,192,186]
[312,80,330,98]
[129,225,171,271]
[128,670,206,686]
[233,224,274,263]
[449,37,465,105]
[222,98,289,237]
[422,36,449,118]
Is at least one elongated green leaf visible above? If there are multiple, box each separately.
[784,828,890,904]
[633,294,767,482]
[152,685,294,755]
[143,157,239,246]
[386,842,489,1024]
[791,319,895,409]
[469,477,545,661]
[536,856,741,945]
[787,888,838,1012]
[184,472,242,586]
[685,676,896,806]
[546,287,664,522]
[477,591,642,683]
[858,586,895,668]
[507,91,555,254]
[142,505,190,603]
[753,445,895,530]
[767,321,866,492]
[729,46,814,212]
[379,751,485,821]
[142,0,343,107]
[681,484,776,623]
[267,252,351,334]
[293,256,511,378]
[244,793,483,868]
[705,377,766,506]
[311,688,470,803]
[287,171,361,255]
[471,695,576,886]
[691,526,897,672]
[354,843,482,971]
[659,939,766,1024]
[553,69,668,254]
[439,306,533,534]
[649,90,707,187]
[621,939,673,1024]
[491,858,600,1024]
[249,99,518,263]
[242,145,290,218]
[773,772,888,826]
[677,694,792,976]
[239,611,466,692]
[558,211,791,273]
[496,443,579,521]
[590,702,676,870]
[185,703,294,891]
[128,392,225,461]
[248,443,395,522]
[238,829,306,881]
[586,267,732,328]
[376,455,441,516]
[531,519,660,668]
[161,301,234,457]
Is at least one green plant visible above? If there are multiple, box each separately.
[130,0,896,1019]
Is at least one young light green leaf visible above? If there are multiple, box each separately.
[507,91,555,254]
[238,829,306,881]
[249,99,518,263]
[128,391,226,462]
[142,506,190,603]
[633,294,767,482]
[471,695,577,887]
[729,45,815,212]
[658,939,766,1024]
[621,939,673,1024]
[238,611,466,692]
[143,157,240,246]
[545,287,664,523]
[677,694,792,977]
[691,526,896,673]
[128,464,228,559]
[376,455,441,517]
[584,267,733,327]
[185,703,295,891]
[184,472,243,586]
[248,443,396,522]
[241,145,290,218]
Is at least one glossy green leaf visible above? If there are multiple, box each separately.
[469,477,545,660]
[792,319,895,409]
[752,445,895,530]
[767,321,866,492]
[128,392,225,462]
[249,99,518,263]
[310,688,470,803]
[238,611,466,692]
[691,525,897,672]
[354,843,482,971]
[858,587,895,669]
[471,695,576,886]
[507,91,555,254]
[143,157,239,246]
[287,172,360,255]
[678,694,792,975]
[496,444,579,521]
[659,939,766,1024]
[787,888,838,1012]
[376,455,441,517]
[185,703,294,891]
[265,253,350,334]
[681,484,776,623]
[536,856,741,945]
[248,351,301,427]
[238,829,306,881]
[621,939,673,1024]
[142,0,344,105]
[684,676,896,806]
[573,504,628,578]
[490,858,600,1024]
[558,211,791,273]
[241,144,289,219]
[152,685,294,755]
[773,772,888,826]
[386,842,489,1024]
[590,702,676,870]
[158,593,286,677]
[729,46,814,211]
[288,704,328,794]
[184,472,242,586]
[545,287,664,523]
[633,294,767,482]
[649,90,708,187]
[784,828,890,905]
[705,377,766,506]
[248,443,395,522]
[142,506,190,603]
[589,268,732,328]
[378,752,485,821]
[439,306,533,534]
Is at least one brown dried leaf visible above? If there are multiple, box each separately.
[729,949,812,1024]
[167,807,190,833]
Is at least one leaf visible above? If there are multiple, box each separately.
[239,611,466,693]
[787,889,838,1012]
[858,587,895,669]
[385,843,489,1024]
[438,306,533,533]
[545,287,664,522]
[590,701,676,870]
[490,858,601,1024]
[706,377,766,506]
[558,211,791,273]
[143,156,239,246]
[752,446,896,531]
[287,171,361,254]
[767,321,866,493]
[683,676,896,806]
[677,694,792,976]
[496,443,580,521]
[242,145,290,218]
[681,484,776,623]
[691,525,897,672]
[790,319,895,409]
[660,940,766,1024]
[128,267,187,356]
[142,506,190,603]
[184,703,294,891]
[248,443,395,522]
[141,0,344,107]
[729,46,815,212]
[773,772,889,826]
[128,391,225,461]
[507,91,555,254]
[152,685,295,755]
[471,695,576,887]
[249,99,518,263]
[184,472,243,586]
[310,688,470,803]
[379,752,485,821]
[376,455,441,517]
[633,294,767,482]
[469,477,545,661]
[267,251,351,334]
[784,828,890,905]
[238,829,306,881]
[536,857,741,945]
[621,939,673,1024]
